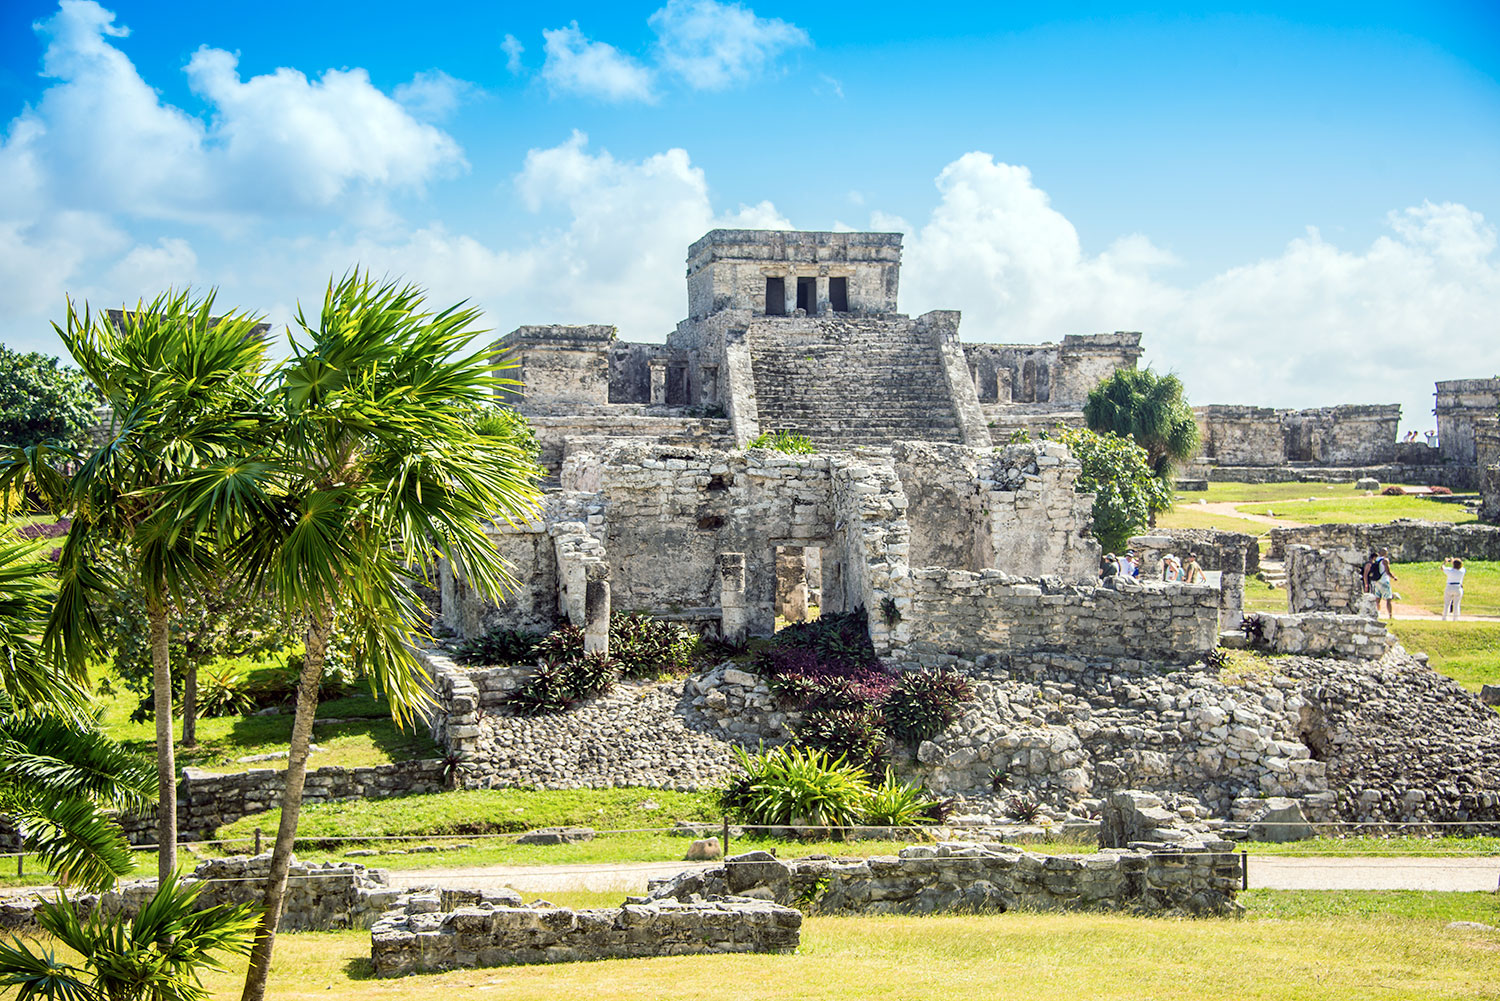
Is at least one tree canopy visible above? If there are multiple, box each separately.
[1082,368,1200,479]
[0,345,97,450]
[1050,426,1173,553]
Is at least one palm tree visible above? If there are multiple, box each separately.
[0,535,152,891]
[233,273,541,1001]
[0,874,257,1001]
[1083,368,1201,481]
[0,292,271,885]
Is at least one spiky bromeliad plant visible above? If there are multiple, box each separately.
[718,744,871,832]
[0,875,257,1001]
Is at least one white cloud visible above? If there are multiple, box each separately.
[893,153,1500,429]
[649,0,809,90]
[501,34,525,74]
[104,237,198,298]
[1,1,465,228]
[394,69,477,121]
[541,23,656,103]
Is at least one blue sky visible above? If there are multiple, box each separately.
[1,1,1497,428]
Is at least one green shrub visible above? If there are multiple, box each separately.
[862,770,944,828]
[747,429,817,454]
[455,627,543,666]
[718,744,870,830]
[193,661,255,718]
[795,706,888,771]
[767,609,879,668]
[500,653,616,717]
[883,668,974,744]
[609,612,701,679]
[535,623,585,661]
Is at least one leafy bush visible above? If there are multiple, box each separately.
[882,668,975,744]
[0,345,97,450]
[767,610,879,669]
[609,612,701,679]
[1046,425,1173,552]
[454,627,543,666]
[535,623,585,662]
[763,649,897,710]
[718,744,869,830]
[862,770,943,828]
[795,706,888,771]
[1008,791,1042,823]
[747,429,817,454]
[500,653,615,716]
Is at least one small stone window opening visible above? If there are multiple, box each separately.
[765,277,786,316]
[796,277,816,315]
[829,277,849,313]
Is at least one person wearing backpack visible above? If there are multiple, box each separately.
[1368,548,1399,620]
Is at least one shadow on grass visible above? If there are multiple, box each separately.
[342,956,377,981]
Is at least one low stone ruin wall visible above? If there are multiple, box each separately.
[370,893,800,976]
[1130,528,1259,575]
[648,843,1241,918]
[1482,464,1500,525]
[1247,612,1394,660]
[902,572,1220,665]
[1202,463,1478,490]
[119,759,448,844]
[0,856,400,935]
[1267,520,1500,561]
[1284,545,1372,615]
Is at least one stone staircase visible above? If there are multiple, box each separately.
[746,316,964,448]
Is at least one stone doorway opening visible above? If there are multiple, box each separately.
[773,544,823,632]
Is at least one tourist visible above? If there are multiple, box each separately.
[1162,554,1182,582]
[1100,553,1120,578]
[1442,557,1466,620]
[1361,550,1379,592]
[1369,547,1400,620]
[1425,430,1439,448]
[1121,549,1140,577]
[1183,553,1206,584]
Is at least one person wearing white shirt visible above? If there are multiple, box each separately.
[1442,557,1466,620]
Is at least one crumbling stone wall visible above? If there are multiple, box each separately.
[116,761,447,845]
[902,572,1220,666]
[1284,545,1371,615]
[648,842,1241,918]
[494,326,613,406]
[371,894,800,975]
[1193,404,1399,467]
[0,856,400,934]
[1267,520,1500,561]
[1129,529,1257,630]
[1435,377,1500,465]
[1248,612,1393,660]
[963,333,1141,406]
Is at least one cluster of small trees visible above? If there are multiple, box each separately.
[0,277,542,1000]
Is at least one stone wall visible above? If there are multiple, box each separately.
[1129,528,1258,630]
[901,572,1220,666]
[1435,377,1500,465]
[963,332,1141,407]
[1484,464,1500,525]
[494,326,613,406]
[648,842,1241,918]
[1193,404,1399,467]
[1284,545,1371,615]
[0,856,401,935]
[1246,612,1394,660]
[371,893,800,975]
[1266,520,1500,561]
[120,760,448,844]
[1200,463,1478,489]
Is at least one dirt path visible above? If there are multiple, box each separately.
[389,855,1500,895]
[1188,501,1307,530]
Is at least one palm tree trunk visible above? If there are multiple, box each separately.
[148,599,177,885]
[182,663,198,748]
[240,602,333,1001]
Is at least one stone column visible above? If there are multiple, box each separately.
[648,358,668,406]
[717,553,748,644]
[700,365,719,406]
[583,563,610,656]
[775,546,808,624]
[1219,572,1244,632]
[815,275,831,316]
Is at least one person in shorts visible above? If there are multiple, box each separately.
[1369,548,1399,620]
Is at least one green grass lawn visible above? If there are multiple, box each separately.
[1389,560,1500,617]
[96,666,439,775]
[1155,504,1276,537]
[1242,573,1286,613]
[1236,494,1478,526]
[179,893,1500,1001]
[1389,620,1500,692]
[1185,482,1438,504]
